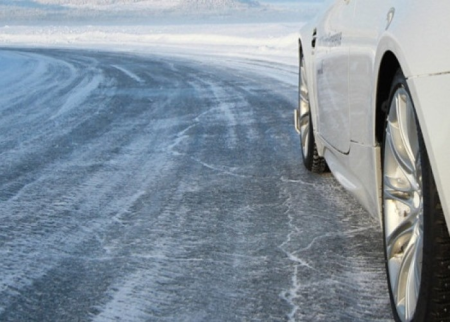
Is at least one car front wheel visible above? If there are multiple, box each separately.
[297,53,326,173]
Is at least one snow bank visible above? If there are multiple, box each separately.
[0,23,303,65]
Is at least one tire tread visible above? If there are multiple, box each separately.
[310,145,327,173]
[429,196,450,320]
[421,134,450,322]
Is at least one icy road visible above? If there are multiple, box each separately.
[0,49,393,321]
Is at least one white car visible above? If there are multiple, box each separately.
[294,1,450,321]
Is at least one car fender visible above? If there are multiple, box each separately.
[374,26,450,230]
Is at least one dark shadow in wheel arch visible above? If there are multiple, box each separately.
[376,52,400,145]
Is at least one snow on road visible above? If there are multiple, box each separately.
[0,48,393,321]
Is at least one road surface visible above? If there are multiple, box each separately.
[0,48,393,321]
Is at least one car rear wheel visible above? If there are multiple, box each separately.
[383,70,450,322]
[297,53,326,173]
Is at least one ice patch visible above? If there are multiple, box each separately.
[50,74,103,119]
[111,65,143,83]
[191,156,250,178]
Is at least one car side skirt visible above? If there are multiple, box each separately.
[319,136,382,226]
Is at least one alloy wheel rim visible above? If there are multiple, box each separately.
[299,56,310,158]
[383,87,423,322]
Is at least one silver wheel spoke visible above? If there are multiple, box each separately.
[386,90,419,174]
[300,59,309,104]
[301,124,309,155]
[386,128,413,178]
[395,226,422,321]
[406,232,422,320]
[384,86,423,322]
[384,186,416,213]
[299,110,310,125]
[386,217,414,257]
[298,58,311,158]
[298,56,311,159]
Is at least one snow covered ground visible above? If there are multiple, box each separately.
[0,23,303,66]
[0,0,323,66]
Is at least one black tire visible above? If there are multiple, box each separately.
[297,51,327,174]
[382,69,450,321]
[301,117,326,173]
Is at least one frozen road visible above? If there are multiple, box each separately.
[0,49,393,321]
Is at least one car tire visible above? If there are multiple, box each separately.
[382,69,450,322]
[297,52,327,173]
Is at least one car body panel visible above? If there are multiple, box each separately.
[314,0,354,154]
[390,2,450,78]
[298,0,450,230]
[322,140,382,222]
[348,0,391,145]
[408,74,450,230]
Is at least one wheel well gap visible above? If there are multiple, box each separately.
[376,52,400,144]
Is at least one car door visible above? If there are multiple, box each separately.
[347,0,392,145]
[315,0,356,154]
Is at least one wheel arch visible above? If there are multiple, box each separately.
[375,51,401,146]
[298,37,303,60]
[375,48,450,233]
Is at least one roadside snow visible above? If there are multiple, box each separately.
[0,0,322,65]
[0,23,303,66]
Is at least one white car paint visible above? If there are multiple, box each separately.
[314,0,353,154]
[299,0,450,229]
